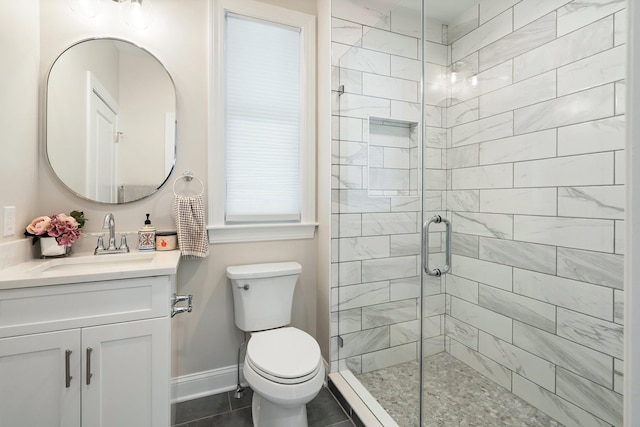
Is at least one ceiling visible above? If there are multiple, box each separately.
[424,0,479,23]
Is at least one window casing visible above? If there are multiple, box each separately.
[209,0,316,243]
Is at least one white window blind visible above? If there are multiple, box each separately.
[224,13,302,223]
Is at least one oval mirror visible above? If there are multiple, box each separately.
[46,38,176,204]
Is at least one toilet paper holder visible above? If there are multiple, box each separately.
[171,293,193,317]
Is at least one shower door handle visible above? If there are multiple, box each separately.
[423,215,451,277]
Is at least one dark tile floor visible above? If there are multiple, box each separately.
[173,386,355,427]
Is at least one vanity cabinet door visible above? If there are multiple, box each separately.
[81,317,170,427]
[0,329,81,427]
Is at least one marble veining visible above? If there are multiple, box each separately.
[447,6,479,43]
[513,373,610,427]
[558,186,624,220]
[331,0,399,28]
[449,339,513,390]
[513,215,614,253]
[338,45,390,75]
[361,342,417,373]
[453,212,513,239]
[479,285,556,333]
[339,326,390,359]
[480,188,558,216]
[556,307,623,359]
[390,319,420,346]
[514,85,614,135]
[556,367,623,426]
[479,237,556,275]
[452,111,514,147]
[480,70,557,118]
[451,233,480,258]
[513,321,613,389]
[451,9,513,63]
[452,254,513,291]
[513,16,613,82]
[445,274,479,304]
[479,11,556,71]
[557,0,626,36]
[362,212,418,235]
[479,331,556,392]
[479,129,557,166]
[445,315,479,349]
[513,268,614,321]
[334,280,389,311]
[362,299,417,329]
[557,247,624,289]
[451,297,513,342]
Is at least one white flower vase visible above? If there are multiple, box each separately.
[39,237,72,258]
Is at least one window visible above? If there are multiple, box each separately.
[209,0,316,243]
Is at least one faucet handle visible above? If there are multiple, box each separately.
[120,234,130,253]
[94,234,105,255]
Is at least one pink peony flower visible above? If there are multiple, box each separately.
[25,211,85,247]
[26,216,52,236]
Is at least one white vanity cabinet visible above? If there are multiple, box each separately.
[0,274,174,427]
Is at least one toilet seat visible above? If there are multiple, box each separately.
[247,327,322,385]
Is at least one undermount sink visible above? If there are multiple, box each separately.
[28,251,157,273]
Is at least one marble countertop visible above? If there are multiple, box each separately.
[0,250,181,290]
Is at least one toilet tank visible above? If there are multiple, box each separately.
[227,262,302,332]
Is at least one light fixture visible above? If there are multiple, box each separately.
[114,0,153,30]
[69,0,153,29]
[68,0,104,18]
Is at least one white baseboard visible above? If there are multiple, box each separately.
[172,357,330,404]
[171,364,246,403]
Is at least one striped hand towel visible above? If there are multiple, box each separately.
[174,194,209,258]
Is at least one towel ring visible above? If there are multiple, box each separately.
[173,171,204,196]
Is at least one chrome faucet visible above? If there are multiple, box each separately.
[95,213,130,255]
[103,213,117,250]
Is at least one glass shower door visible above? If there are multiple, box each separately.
[331,0,426,424]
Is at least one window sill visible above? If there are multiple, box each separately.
[208,223,318,244]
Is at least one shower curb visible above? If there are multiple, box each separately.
[327,372,398,427]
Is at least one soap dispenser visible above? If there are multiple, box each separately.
[138,214,156,251]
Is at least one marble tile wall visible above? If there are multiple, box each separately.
[331,0,625,426]
[444,1,626,426]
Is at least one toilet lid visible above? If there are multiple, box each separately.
[247,327,322,384]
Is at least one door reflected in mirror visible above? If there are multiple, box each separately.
[46,38,176,204]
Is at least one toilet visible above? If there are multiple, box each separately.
[227,262,324,427]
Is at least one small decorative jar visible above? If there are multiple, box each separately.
[156,232,178,251]
[39,237,72,258]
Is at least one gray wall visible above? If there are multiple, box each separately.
[0,0,321,384]
[0,1,39,241]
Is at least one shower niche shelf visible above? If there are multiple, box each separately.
[367,116,420,197]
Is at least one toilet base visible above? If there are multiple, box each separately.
[252,392,308,427]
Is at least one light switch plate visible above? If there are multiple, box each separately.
[3,206,16,237]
